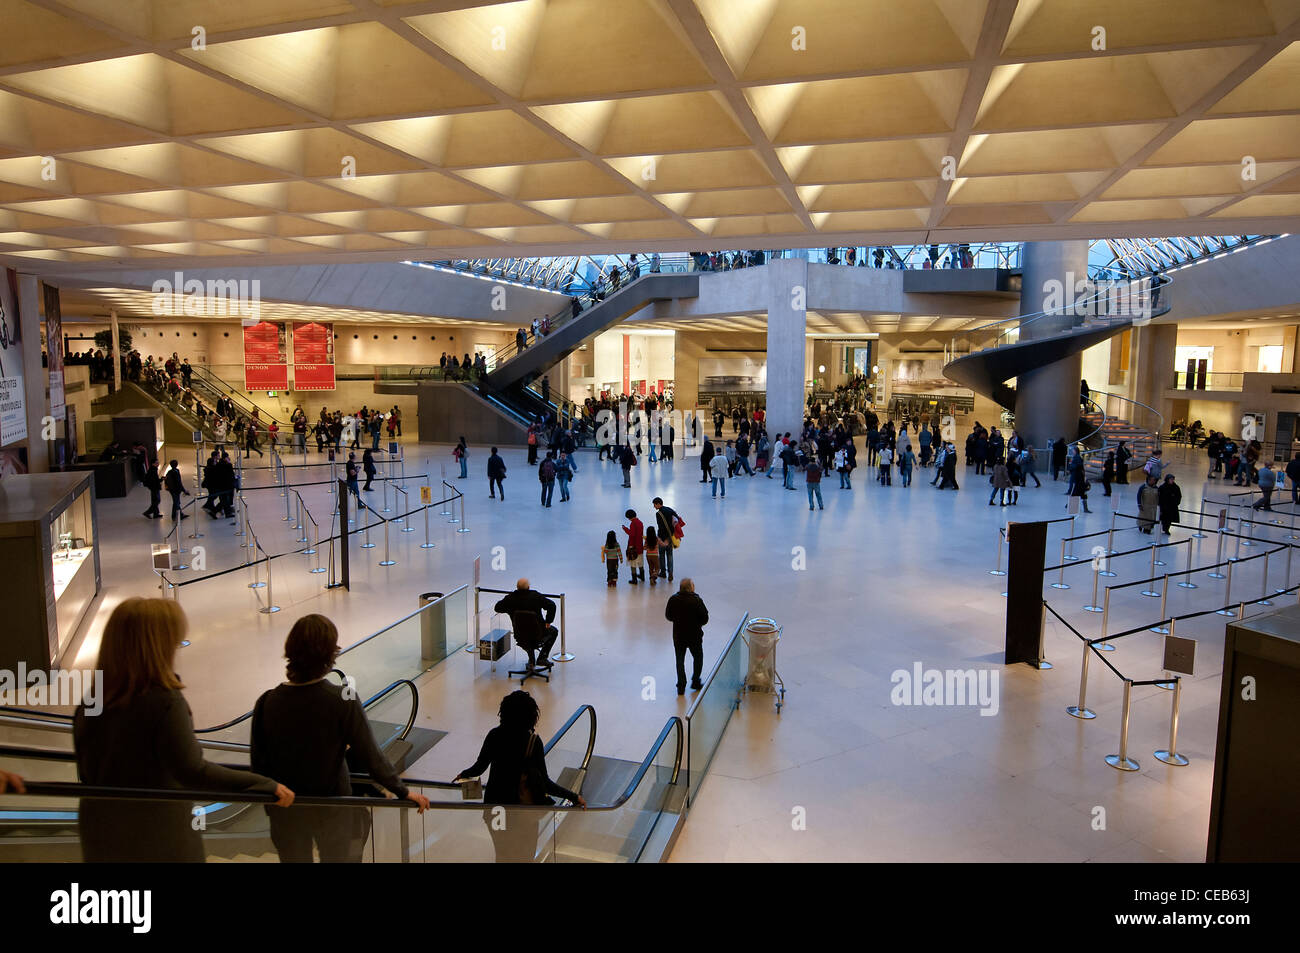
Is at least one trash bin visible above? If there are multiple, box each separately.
[743,618,781,694]
[419,592,446,663]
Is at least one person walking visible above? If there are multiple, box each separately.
[644,527,660,585]
[556,451,574,502]
[164,460,189,520]
[1019,447,1042,487]
[618,442,636,488]
[899,444,915,488]
[538,451,556,507]
[877,444,893,485]
[699,437,715,484]
[835,445,851,489]
[1136,476,1159,534]
[938,443,959,490]
[487,447,507,500]
[653,498,679,582]
[454,436,468,479]
[622,509,646,584]
[1158,473,1182,535]
[1286,452,1300,505]
[73,599,293,861]
[345,452,360,500]
[361,448,377,491]
[251,614,428,862]
[989,457,1010,506]
[1253,461,1277,511]
[664,578,708,695]
[1068,449,1091,512]
[709,448,728,498]
[1051,438,1067,481]
[142,459,163,519]
[1102,451,1115,497]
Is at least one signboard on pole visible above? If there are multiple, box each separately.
[1163,636,1196,676]
[292,321,335,391]
[44,283,65,419]
[243,321,288,390]
[0,268,26,446]
[419,485,432,505]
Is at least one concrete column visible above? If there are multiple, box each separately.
[111,309,120,392]
[1014,241,1089,453]
[17,274,47,472]
[764,257,808,438]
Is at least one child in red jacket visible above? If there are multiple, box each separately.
[622,508,645,585]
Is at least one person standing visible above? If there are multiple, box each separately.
[1068,448,1091,512]
[1253,461,1276,511]
[806,458,824,510]
[454,436,468,479]
[644,527,660,585]
[487,447,507,500]
[361,448,377,491]
[1158,473,1182,535]
[938,443,959,490]
[345,452,360,500]
[1102,451,1115,497]
[1051,438,1067,481]
[1019,447,1042,488]
[251,614,428,862]
[835,445,851,489]
[164,460,189,520]
[619,442,636,488]
[664,579,709,695]
[699,437,715,484]
[142,459,163,519]
[601,530,623,587]
[989,457,1010,506]
[622,509,645,584]
[1286,452,1300,505]
[899,444,915,488]
[74,599,293,861]
[556,451,574,503]
[1136,476,1159,534]
[709,449,728,498]
[652,498,679,582]
[877,444,893,485]
[538,452,556,508]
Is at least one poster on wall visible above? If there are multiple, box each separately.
[44,283,64,419]
[698,356,766,392]
[242,321,288,390]
[0,268,25,447]
[292,321,335,391]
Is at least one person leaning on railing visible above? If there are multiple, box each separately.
[74,599,295,863]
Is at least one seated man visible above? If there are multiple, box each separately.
[494,578,559,670]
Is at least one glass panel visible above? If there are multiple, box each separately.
[685,624,746,799]
[335,586,469,701]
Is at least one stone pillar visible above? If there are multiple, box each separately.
[764,257,808,438]
[1013,241,1089,454]
[18,274,47,473]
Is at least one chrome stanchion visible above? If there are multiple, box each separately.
[1208,529,1226,579]
[439,464,451,516]
[420,504,435,549]
[381,473,391,514]
[989,526,1007,577]
[552,593,574,662]
[457,494,470,533]
[309,523,325,574]
[1278,541,1294,593]
[1154,670,1189,766]
[1083,563,1103,612]
[259,549,280,614]
[1150,576,1170,633]
[1097,589,1115,651]
[1064,516,1079,560]
[1287,506,1297,541]
[247,545,264,589]
[1178,539,1198,589]
[361,510,375,550]
[379,520,395,567]
[186,497,203,539]
[1155,618,1176,692]
[1259,551,1273,606]
[1241,514,1255,547]
[395,487,414,532]
[1215,559,1237,615]
[1140,545,1161,597]
[1050,540,1070,590]
[1066,640,1096,719]
[282,476,292,521]
[1191,508,1207,539]
[1105,679,1140,771]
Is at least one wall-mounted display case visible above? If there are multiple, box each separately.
[0,472,101,670]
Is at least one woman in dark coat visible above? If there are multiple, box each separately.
[74,599,293,862]
[362,448,377,491]
[454,691,584,862]
[1101,451,1115,497]
[1157,473,1182,536]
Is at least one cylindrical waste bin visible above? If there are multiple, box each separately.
[420,592,446,664]
[743,618,780,692]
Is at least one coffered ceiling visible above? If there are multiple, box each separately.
[1,0,1299,271]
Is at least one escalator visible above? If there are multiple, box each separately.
[484,272,698,391]
[0,703,684,863]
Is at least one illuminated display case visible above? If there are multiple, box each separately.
[0,472,101,670]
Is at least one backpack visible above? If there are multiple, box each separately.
[540,459,556,481]
[527,431,537,446]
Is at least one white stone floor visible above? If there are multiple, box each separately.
[46,437,1300,862]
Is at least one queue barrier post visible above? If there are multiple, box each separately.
[1192,508,1207,540]
[395,487,415,532]
[1050,539,1070,590]
[1278,540,1294,594]
[457,494,470,533]
[1083,560,1104,613]
[361,507,375,549]
[1066,639,1096,719]
[552,592,574,663]
[1097,589,1116,651]
[1178,539,1198,589]
[1154,667,1189,767]
[1105,679,1140,772]
[380,520,395,567]
[1208,529,1226,579]
[989,526,1007,577]
[1140,545,1161,597]
[1215,559,1237,616]
[439,465,452,516]
[1150,576,1170,634]
[1064,516,1079,560]
[421,503,435,550]
[1259,551,1273,606]
[186,496,204,540]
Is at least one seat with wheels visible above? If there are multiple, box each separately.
[507,611,557,685]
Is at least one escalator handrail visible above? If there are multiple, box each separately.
[3,715,685,815]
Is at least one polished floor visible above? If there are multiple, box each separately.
[56,436,1299,862]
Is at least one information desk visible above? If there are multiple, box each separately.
[0,472,101,670]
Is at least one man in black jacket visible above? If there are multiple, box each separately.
[487,446,507,500]
[142,459,163,518]
[495,579,558,668]
[163,460,189,520]
[652,497,679,581]
[664,578,708,695]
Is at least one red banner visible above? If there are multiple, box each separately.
[243,321,287,390]
[292,321,335,391]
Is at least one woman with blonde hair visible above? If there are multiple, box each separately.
[73,598,293,862]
